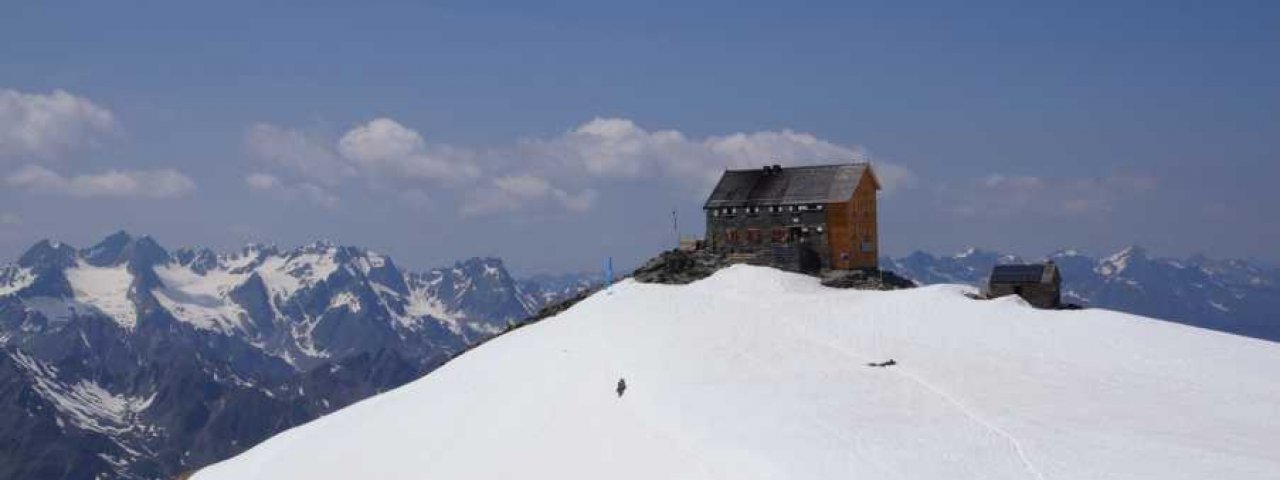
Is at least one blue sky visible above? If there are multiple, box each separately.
[1,0,1277,273]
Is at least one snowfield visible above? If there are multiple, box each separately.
[194,266,1280,480]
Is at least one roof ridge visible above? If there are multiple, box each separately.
[722,162,866,173]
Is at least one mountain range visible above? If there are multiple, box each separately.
[0,231,590,479]
[883,247,1280,342]
[2,232,1276,479]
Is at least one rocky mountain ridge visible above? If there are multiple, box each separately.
[0,231,577,480]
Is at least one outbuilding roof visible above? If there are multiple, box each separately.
[703,163,877,208]
[989,264,1058,284]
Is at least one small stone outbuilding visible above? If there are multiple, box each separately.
[986,262,1062,309]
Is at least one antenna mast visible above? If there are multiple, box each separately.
[672,208,679,247]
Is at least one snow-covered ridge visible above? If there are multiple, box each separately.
[196,266,1280,480]
[65,260,138,330]
[1096,245,1146,277]
[1,233,549,370]
[0,266,34,296]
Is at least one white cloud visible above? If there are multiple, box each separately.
[0,88,117,160]
[242,172,338,209]
[461,174,597,216]
[247,116,911,216]
[493,174,553,198]
[5,164,195,198]
[337,118,424,164]
[553,188,598,212]
[337,118,482,182]
[518,117,914,192]
[245,123,354,186]
[247,118,482,189]
[245,172,282,190]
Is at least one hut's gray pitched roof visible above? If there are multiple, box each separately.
[989,263,1059,284]
[703,163,874,208]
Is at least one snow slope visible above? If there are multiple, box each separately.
[195,266,1280,480]
[65,261,137,330]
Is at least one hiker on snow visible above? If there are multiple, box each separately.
[617,378,627,397]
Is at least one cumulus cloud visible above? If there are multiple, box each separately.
[519,117,915,192]
[245,172,282,190]
[337,118,481,182]
[245,123,354,186]
[553,188,598,213]
[246,118,482,188]
[246,116,909,216]
[461,174,598,216]
[5,164,195,198]
[0,88,117,160]
[243,172,338,209]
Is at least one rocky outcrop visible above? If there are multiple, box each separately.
[631,250,731,285]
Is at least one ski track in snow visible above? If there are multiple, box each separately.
[709,325,905,479]
[892,367,1048,480]
[797,329,1047,480]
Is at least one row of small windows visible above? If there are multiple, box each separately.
[720,226,825,245]
[710,204,824,217]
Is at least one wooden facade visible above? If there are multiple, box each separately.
[824,170,880,270]
[703,163,881,273]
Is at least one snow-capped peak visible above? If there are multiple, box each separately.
[1096,245,1148,276]
[6,233,545,370]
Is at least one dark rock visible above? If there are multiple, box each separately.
[631,249,730,285]
[821,269,917,290]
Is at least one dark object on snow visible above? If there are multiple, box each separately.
[867,359,896,368]
[986,262,1062,309]
[616,378,627,397]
